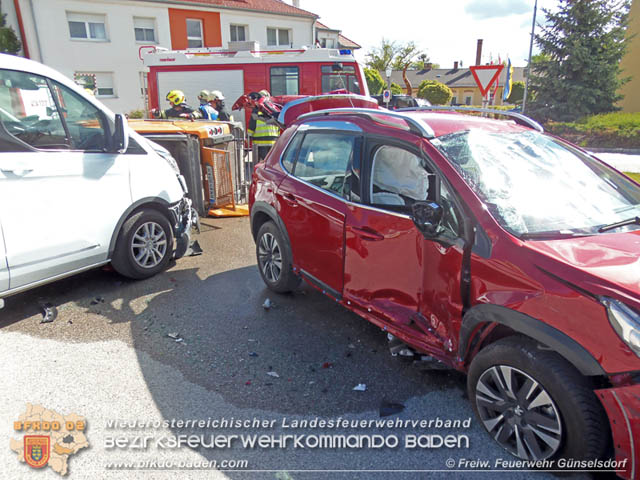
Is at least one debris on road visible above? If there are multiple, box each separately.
[266,371,280,378]
[321,362,333,369]
[186,240,203,257]
[348,343,356,349]
[262,298,273,310]
[353,383,367,392]
[167,332,184,342]
[39,302,58,323]
[379,401,405,417]
[249,352,258,357]
[90,296,105,305]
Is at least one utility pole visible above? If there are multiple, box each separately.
[522,0,537,114]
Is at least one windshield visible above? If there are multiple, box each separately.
[433,130,640,237]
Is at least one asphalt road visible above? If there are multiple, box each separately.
[0,217,594,479]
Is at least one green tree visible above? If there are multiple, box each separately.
[390,82,403,95]
[365,39,428,71]
[529,0,631,122]
[0,1,21,55]
[506,81,525,104]
[364,68,385,95]
[417,80,452,105]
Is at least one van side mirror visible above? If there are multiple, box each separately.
[411,201,443,236]
[113,114,129,153]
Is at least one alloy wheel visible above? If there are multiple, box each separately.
[131,221,168,269]
[258,232,282,283]
[475,365,562,461]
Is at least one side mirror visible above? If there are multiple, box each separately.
[113,114,129,153]
[411,201,443,236]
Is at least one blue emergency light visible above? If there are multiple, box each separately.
[339,49,352,55]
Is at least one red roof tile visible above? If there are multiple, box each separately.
[171,0,318,18]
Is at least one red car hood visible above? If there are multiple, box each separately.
[525,230,640,309]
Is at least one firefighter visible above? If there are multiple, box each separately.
[208,90,231,121]
[248,90,280,162]
[152,90,202,119]
[197,90,218,120]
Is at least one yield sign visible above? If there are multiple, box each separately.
[470,65,504,97]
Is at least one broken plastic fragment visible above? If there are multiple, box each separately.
[249,352,258,357]
[353,383,367,392]
[266,371,280,378]
[379,401,405,417]
[167,332,181,340]
[321,362,333,369]
[262,298,273,309]
[186,240,203,257]
[39,302,57,323]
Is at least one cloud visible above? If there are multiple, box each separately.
[465,0,532,20]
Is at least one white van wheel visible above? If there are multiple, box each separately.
[112,209,174,279]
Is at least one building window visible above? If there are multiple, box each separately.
[270,66,299,96]
[320,38,336,48]
[267,27,290,46]
[67,12,107,41]
[186,18,203,48]
[465,95,472,105]
[134,17,156,43]
[230,24,246,42]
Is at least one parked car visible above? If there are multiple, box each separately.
[0,54,194,306]
[371,94,430,110]
[249,97,640,477]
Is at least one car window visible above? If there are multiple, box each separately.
[394,97,415,109]
[281,130,303,173]
[293,132,355,197]
[370,145,434,209]
[0,69,108,152]
[0,69,68,150]
[50,81,107,151]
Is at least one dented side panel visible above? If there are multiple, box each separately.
[595,384,640,480]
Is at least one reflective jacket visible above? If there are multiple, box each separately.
[248,109,279,146]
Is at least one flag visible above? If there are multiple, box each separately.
[502,58,513,102]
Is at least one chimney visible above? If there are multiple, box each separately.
[475,39,483,66]
[454,61,459,69]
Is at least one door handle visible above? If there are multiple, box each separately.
[351,226,385,241]
[1,167,33,176]
[282,193,298,207]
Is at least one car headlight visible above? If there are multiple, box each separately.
[149,142,180,174]
[601,297,640,357]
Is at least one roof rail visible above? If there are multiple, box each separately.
[395,106,544,133]
[298,108,436,138]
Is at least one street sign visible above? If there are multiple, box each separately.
[469,65,504,97]
[382,90,391,103]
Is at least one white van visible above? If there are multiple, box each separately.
[0,54,195,306]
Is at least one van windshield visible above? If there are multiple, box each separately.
[433,130,640,238]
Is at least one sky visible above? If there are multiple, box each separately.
[299,0,558,68]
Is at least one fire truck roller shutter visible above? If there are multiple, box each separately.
[157,69,245,128]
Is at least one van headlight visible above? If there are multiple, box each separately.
[601,297,640,357]
[156,148,180,174]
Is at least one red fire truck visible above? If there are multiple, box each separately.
[141,46,368,125]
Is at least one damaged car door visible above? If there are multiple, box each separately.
[343,137,467,356]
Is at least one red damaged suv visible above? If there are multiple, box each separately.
[249,96,640,477]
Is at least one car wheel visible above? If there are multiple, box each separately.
[256,221,298,293]
[112,209,174,280]
[468,336,609,462]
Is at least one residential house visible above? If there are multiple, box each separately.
[315,21,360,50]
[4,0,357,113]
[383,63,526,106]
[619,0,639,112]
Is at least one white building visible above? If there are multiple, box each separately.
[3,0,355,114]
